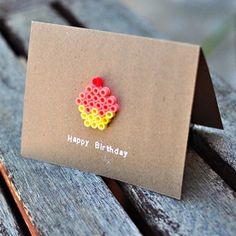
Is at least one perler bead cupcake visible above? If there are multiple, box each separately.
[75,77,119,131]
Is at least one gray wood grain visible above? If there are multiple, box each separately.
[0,0,70,15]
[6,0,161,53]
[0,7,141,236]
[120,149,236,236]
[191,75,236,184]
[65,0,161,38]
[0,179,22,236]
[6,4,67,52]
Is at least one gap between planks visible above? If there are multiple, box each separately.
[103,178,157,236]
[51,1,85,28]
[0,18,26,57]
[189,129,236,191]
[0,162,38,235]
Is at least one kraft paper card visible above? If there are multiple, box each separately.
[21,22,223,199]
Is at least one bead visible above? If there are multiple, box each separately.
[91,121,98,129]
[81,112,87,120]
[79,92,86,99]
[83,100,88,106]
[85,85,93,93]
[85,107,90,113]
[95,116,101,123]
[75,97,82,105]
[98,123,107,131]
[106,111,114,119]
[84,120,90,127]
[86,93,92,100]
[92,95,99,102]
[102,117,110,125]
[92,86,100,95]
[92,77,103,87]
[99,110,105,117]
[89,101,95,108]
[99,97,106,104]
[107,96,117,105]
[87,114,94,121]
[78,105,85,112]
[91,108,98,115]
[95,103,102,109]
[99,87,110,97]
[110,103,119,113]
[103,104,109,112]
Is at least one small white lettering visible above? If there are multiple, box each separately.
[94,141,128,158]
[67,135,89,147]
[67,135,128,158]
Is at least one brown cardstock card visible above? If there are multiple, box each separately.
[21,22,223,199]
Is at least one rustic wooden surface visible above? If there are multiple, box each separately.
[121,149,236,235]
[6,4,67,52]
[191,76,236,190]
[65,0,160,37]
[0,180,22,236]
[0,0,235,235]
[0,5,141,236]
[0,0,64,16]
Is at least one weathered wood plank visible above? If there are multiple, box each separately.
[0,0,70,15]
[6,4,67,52]
[191,75,236,189]
[0,10,141,236]
[5,0,161,53]
[0,176,22,236]
[65,0,160,38]
[120,149,236,235]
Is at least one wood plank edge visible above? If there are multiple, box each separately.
[0,162,39,236]
[189,128,236,191]
[50,1,86,28]
[103,177,156,235]
[0,0,55,16]
[0,18,27,57]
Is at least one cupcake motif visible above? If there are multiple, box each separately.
[75,77,119,131]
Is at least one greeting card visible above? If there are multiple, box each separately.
[21,22,222,199]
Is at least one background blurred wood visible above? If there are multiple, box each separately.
[121,0,236,90]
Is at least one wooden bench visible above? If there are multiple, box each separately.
[0,0,235,235]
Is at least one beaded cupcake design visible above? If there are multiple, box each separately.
[75,77,119,131]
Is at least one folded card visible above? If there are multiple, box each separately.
[21,22,222,199]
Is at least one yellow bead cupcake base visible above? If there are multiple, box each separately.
[78,105,114,131]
